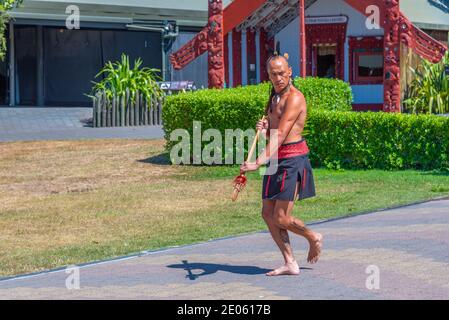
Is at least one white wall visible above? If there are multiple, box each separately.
[274,0,385,104]
[274,18,300,77]
[275,0,384,79]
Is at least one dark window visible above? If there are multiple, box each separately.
[315,45,336,79]
[354,52,383,84]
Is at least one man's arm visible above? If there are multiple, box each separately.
[256,94,305,165]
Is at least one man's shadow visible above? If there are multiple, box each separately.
[167,260,312,280]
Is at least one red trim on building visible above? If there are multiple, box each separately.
[352,104,383,112]
[354,52,383,84]
[223,0,267,35]
[246,28,257,85]
[232,29,242,87]
[349,36,384,85]
[306,21,347,80]
[259,29,274,83]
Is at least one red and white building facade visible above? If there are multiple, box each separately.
[170,0,448,112]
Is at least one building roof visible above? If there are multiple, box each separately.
[11,0,449,31]
[401,0,449,31]
[12,0,233,27]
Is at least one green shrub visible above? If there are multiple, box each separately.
[307,110,449,170]
[163,77,352,147]
[293,77,353,112]
[404,51,449,114]
[163,77,448,170]
[218,77,352,112]
[88,53,164,104]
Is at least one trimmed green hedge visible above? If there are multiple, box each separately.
[162,78,449,170]
[220,77,353,112]
[163,77,352,146]
[307,110,449,170]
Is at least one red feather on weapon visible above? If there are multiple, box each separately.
[231,116,266,202]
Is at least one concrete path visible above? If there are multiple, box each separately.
[0,199,448,300]
[0,107,164,141]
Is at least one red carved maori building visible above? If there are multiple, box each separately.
[170,0,447,113]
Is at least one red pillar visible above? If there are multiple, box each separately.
[232,29,242,87]
[260,29,269,82]
[299,0,307,78]
[260,29,274,82]
[208,0,224,89]
[383,0,401,112]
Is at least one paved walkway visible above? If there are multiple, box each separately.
[0,107,164,141]
[0,199,448,300]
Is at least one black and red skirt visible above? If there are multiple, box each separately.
[262,138,316,202]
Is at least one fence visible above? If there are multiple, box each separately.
[92,89,162,127]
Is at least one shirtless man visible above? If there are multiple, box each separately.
[240,54,323,276]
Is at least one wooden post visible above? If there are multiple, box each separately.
[141,95,148,126]
[120,94,125,126]
[149,95,153,125]
[111,95,116,127]
[136,91,140,126]
[93,96,97,128]
[125,89,129,126]
[130,91,134,126]
[106,95,111,127]
[101,91,106,127]
[96,93,102,127]
[115,95,120,126]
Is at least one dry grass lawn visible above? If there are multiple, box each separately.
[1,139,448,277]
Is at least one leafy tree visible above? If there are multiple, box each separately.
[1,0,23,61]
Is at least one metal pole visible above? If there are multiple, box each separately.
[161,37,166,81]
[299,0,307,78]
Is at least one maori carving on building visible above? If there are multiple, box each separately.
[207,0,224,89]
[169,0,224,89]
[398,13,447,64]
[383,0,401,112]
[383,0,447,112]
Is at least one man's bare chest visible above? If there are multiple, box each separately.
[268,101,286,126]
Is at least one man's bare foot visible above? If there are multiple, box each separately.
[307,233,323,264]
[266,261,300,276]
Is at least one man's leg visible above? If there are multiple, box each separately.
[262,199,300,276]
[273,183,323,264]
